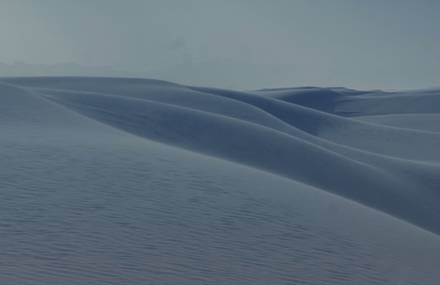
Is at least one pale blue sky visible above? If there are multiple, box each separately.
[1,0,439,89]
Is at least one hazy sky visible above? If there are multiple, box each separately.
[1,0,439,89]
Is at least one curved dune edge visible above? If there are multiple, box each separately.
[1,77,440,236]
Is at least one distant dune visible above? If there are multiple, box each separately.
[1,77,440,284]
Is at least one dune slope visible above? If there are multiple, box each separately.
[1,77,440,284]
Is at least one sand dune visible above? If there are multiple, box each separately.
[1,77,440,284]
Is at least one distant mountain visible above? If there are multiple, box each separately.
[0,60,299,90]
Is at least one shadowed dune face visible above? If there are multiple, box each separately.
[1,77,440,284]
[261,87,440,116]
